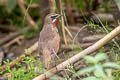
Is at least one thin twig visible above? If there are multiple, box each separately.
[3,35,24,48]
[0,27,29,46]
[73,25,88,44]
[63,12,73,39]
[64,26,73,39]
[17,0,37,29]
[58,0,68,48]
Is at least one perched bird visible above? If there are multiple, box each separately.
[38,13,63,69]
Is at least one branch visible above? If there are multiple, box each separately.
[32,25,120,80]
[3,35,24,48]
[81,34,105,42]
[0,27,29,46]
[0,32,19,46]
[0,24,16,32]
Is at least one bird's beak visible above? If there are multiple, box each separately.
[52,14,64,23]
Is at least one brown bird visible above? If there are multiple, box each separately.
[38,13,63,69]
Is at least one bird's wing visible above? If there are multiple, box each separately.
[38,25,56,52]
[47,32,60,53]
[39,25,55,42]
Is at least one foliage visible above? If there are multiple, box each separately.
[6,0,17,13]
[98,0,111,12]
[0,49,65,80]
[70,0,111,12]
[6,0,39,13]
[20,28,39,39]
[25,0,39,4]
[0,49,43,80]
[0,0,41,38]
[87,20,100,30]
[70,0,86,10]
[114,0,120,10]
[73,53,120,80]
[0,0,40,25]
[0,6,24,25]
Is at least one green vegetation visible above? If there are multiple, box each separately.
[0,49,43,80]
[73,53,120,80]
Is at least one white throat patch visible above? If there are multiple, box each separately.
[50,24,58,32]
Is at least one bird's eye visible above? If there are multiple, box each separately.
[51,15,57,21]
[51,15,58,23]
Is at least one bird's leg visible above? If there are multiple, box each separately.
[40,55,43,61]
[52,49,59,59]
[51,49,60,66]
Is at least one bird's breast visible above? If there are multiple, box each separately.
[38,26,60,54]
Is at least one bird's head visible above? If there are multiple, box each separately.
[44,13,63,27]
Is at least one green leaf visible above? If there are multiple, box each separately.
[25,49,32,54]
[103,62,120,69]
[94,64,105,77]
[6,0,17,13]
[82,76,99,80]
[84,56,96,64]
[50,75,65,80]
[95,53,107,63]
[115,0,120,10]
[105,69,112,77]
[73,66,94,77]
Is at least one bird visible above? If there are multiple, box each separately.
[38,13,63,69]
